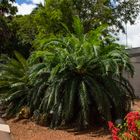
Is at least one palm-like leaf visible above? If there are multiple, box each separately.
[30,17,135,128]
[0,50,51,117]
[0,52,30,117]
[0,17,134,129]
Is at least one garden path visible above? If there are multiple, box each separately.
[0,118,11,140]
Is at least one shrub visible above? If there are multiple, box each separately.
[0,52,30,117]
[30,17,135,128]
[0,52,50,118]
[0,17,135,129]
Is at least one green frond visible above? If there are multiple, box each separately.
[0,18,135,129]
[14,51,28,71]
[79,81,89,126]
[73,16,84,38]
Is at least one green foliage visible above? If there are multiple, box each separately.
[32,0,73,37]
[13,14,38,45]
[0,51,50,117]
[0,52,30,117]
[1,0,140,57]
[0,16,12,55]
[34,0,140,34]
[10,15,38,57]
[29,18,135,128]
[72,0,140,32]
[0,1,33,57]
[0,0,19,57]
[0,0,17,15]
[0,0,138,130]
[28,62,50,113]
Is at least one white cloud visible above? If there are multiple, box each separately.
[31,0,44,5]
[13,0,45,15]
[119,16,140,48]
[13,3,37,15]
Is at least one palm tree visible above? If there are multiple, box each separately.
[30,17,135,129]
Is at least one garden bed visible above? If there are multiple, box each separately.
[6,100,140,140]
[7,120,110,140]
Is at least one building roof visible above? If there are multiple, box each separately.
[127,47,140,57]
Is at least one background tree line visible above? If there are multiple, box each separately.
[0,0,140,58]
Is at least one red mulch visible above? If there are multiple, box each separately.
[6,100,140,140]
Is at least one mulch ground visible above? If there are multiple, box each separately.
[6,100,140,140]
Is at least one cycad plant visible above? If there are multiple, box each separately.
[0,52,30,117]
[30,17,135,128]
[0,51,50,118]
[28,62,50,113]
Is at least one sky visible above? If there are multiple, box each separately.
[14,0,44,15]
[15,0,140,48]
[16,0,32,4]
[16,0,44,5]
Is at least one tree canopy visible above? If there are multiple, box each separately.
[0,0,140,57]
[34,0,140,34]
[0,0,17,56]
[0,0,17,15]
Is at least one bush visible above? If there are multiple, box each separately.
[0,18,135,129]
[0,52,30,117]
[30,18,135,129]
[0,52,49,118]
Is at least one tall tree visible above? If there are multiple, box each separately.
[0,0,17,56]
[72,0,140,32]
[34,0,140,35]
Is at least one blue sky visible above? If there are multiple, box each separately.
[16,0,32,4]
[15,0,44,5]
[14,0,44,15]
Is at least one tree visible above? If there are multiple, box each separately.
[71,0,140,32]
[0,0,17,16]
[11,15,38,58]
[33,0,140,36]
[0,0,17,56]
[0,1,34,58]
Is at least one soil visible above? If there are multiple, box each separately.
[6,100,140,140]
